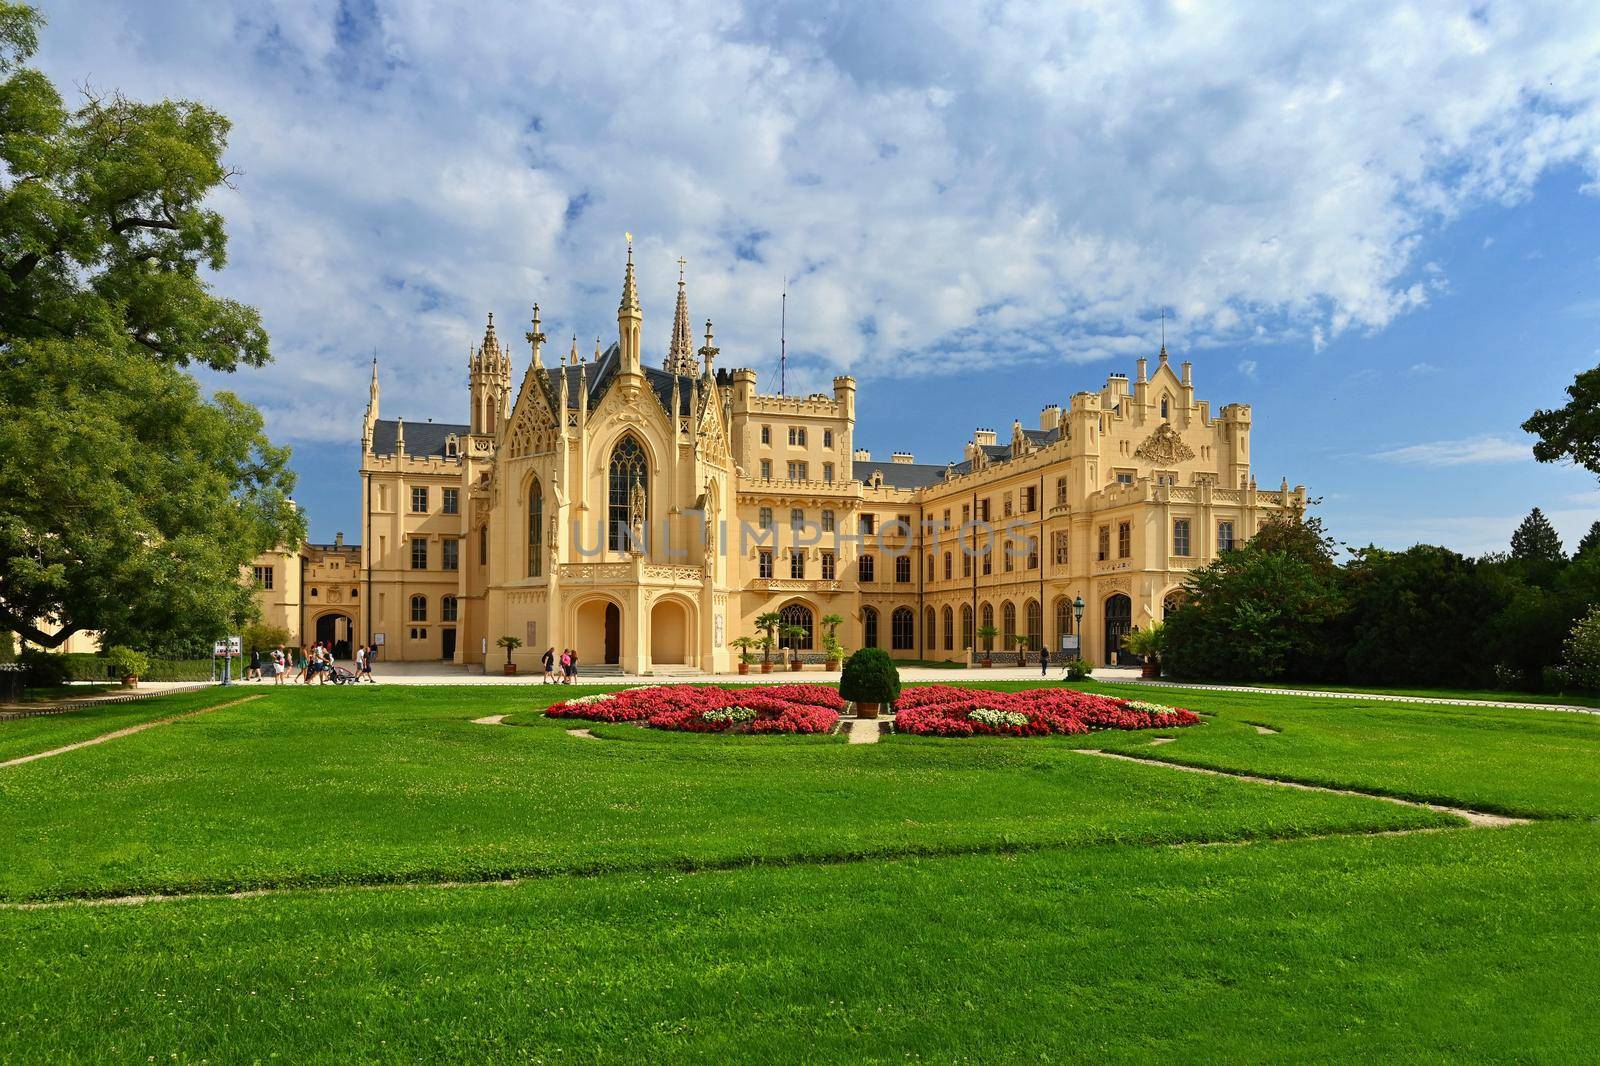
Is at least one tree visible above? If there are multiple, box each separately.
[1575,521,1600,559]
[0,3,301,649]
[243,622,292,655]
[1510,508,1564,564]
[1524,365,1600,478]
[755,611,781,669]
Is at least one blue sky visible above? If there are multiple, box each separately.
[37,1,1600,553]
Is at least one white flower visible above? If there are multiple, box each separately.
[967,707,1029,728]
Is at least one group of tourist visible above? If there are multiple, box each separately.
[541,647,581,684]
[241,644,378,684]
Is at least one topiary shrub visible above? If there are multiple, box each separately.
[839,648,900,706]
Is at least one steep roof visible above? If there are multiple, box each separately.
[369,418,470,457]
[853,459,954,490]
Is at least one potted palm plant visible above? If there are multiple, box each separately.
[976,625,999,667]
[821,614,845,670]
[496,635,523,675]
[1122,622,1167,678]
[783,625,808,671]
[755,611,781,673]
[1012,634,1030,666]
[730,636,756,675]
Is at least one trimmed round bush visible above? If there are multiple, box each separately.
[839,648,900,705]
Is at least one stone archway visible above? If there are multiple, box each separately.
[313,612,354,660]
[575,597,623,666]
[650,598,690,666]
[1104,594,1132,665]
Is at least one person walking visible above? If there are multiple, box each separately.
[558,648,571,684]
[359,644,376,682]
[567,647,580,684]
[293,646,309,684]
[1039,646,1050,677]
[354,643,365,679]
[541,646,555,685]
[248,647,262,682]
[272,645,287,686]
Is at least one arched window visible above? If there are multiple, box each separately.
[1160,396,1170,420]
[608,435,648,551]
[979,602,994,651]
[1163,591,1185,617]
[1055,598,1074,647]
[862,606,878,648]
[1002,601,1017,649]
[942,605,954,651]
[892,607,915,650]
[924,607,935,651]
[943,552,952,580]
[961,604,975,650]
[779,603,814,650]
[926,554,934,579]
[528,477,544,577]
[1025,599,1042,650]
[441,596,459,622]
[410,595,427,622]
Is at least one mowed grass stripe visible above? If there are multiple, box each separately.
[3,824,1596,1062]
[0,689,268,764]
[0,686,1454,902]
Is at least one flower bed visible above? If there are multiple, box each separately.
[892,685,1199,738]
[545,684,842,734]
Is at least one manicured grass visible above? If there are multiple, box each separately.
[2,680,1596,1059]
[3,824,1595,1061]
[0,685,1449,901]
[1235,679,1600,708]
[0,688,248,762]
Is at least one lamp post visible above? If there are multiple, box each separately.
[1072,595,1085,664]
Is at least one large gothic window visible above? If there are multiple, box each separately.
[1025,599,1042,651]
[608,435,648,551]
[942,606,954,651]
[528,477,543,577]
[892,607,915,650]
[1002,601,1017,649]
[862,606,879,648]
[961,604,974,651]
[779,603,814,651]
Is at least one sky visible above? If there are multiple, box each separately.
[36,0,1600,554]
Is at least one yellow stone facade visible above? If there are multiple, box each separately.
[253,247,1305,672]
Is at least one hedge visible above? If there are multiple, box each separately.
[54,653,215,682]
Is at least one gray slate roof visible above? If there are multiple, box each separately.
[853,459,954,489]
[369,418,471,457]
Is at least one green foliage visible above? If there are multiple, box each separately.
[1122,622,1167,661]
[1561,607,1600,691]
[243,622,292,655]
[754,611,781,666]
[820,614,845,661]
[16,646,66,687]
[729,636,757,665]
[496,636,522,665]
[975,625,998,656]
[1524,362,1600,478]
[0,3,302,652]
[104,644,149,679]
[838,648,900,704]
[1576,521,1600,560]
[1063,658,1093,680]
[1509,507,1564,564]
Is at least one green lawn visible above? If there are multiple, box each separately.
[0,687,250,762]
[1229,679,1600,708]
[2,680,1597,1060]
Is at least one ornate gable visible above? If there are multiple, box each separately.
[1134,422,1195,465]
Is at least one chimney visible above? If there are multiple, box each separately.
[1040,405,1061,433]
[973,428,997,447]
[334,531,344,548]
[853,447,871,461]
[891,451,914,465]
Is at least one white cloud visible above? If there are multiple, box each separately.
[1369,434,1530,467]
[1407,361,1441,375]
[1238,359,1258,379]
[30,0,1600,443]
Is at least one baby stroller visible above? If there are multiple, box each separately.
[326,663,360,685]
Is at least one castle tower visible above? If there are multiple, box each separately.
[664,257,698,377]
[470,312,511,436]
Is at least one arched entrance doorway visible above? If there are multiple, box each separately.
[1104,594,1132,665]
[576,599,623,666]
[314,613,354,660]
[650,599,689,666]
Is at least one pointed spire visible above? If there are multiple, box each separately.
[568,335,577,367]
[594,336,601,363]
[481,311,500,359]
[664,256,697,376]
[619,233,640,317]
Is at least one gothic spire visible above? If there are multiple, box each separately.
[664,256,698,376]
[620,234,640,317]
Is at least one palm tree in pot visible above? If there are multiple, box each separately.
[755,611,781,673]
[782,624,809,670]
[730,636,756,675]
[1122,622,1168,678]
[1012,634,1030,666]
[821,613,845,670]
[496,635,523,675]
[976,625,999,667]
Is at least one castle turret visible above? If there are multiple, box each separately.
[470,312,511,436]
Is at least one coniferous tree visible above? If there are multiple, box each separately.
[1510,508,1565,564]
[1575,521,1600,559]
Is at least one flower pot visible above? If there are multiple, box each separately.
[120,675,138,688]
[737,662,750,675]
[1141,660,1161,678]
[825,659,840,671]
[856,701,881,720]
[761,663,773,674]
[981,659,993,668]
[790,661,803,672]
[504,663,517,676]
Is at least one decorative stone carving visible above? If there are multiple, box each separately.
[1134,423,1195,465]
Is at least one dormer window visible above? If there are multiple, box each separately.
[444,434,459,458]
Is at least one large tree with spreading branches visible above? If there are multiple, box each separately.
[0,2,301,650]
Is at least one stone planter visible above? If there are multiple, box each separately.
[503,663,517,676]
[737,662,750,675]
[855,701,881,720]
[825,659,840,671]
[790,660,804,672]
[1141,660,1161,678]
[981,658,993,668]
[761,662,774,674]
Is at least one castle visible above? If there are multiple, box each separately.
[250,243,1305,673]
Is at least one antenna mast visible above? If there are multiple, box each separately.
[780,276,787,397]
